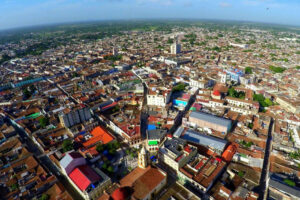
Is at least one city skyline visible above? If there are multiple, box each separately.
[1,0,300,30]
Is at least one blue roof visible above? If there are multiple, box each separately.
[189,111,232,128]
[148,124,156,131]
[181,129,227,152]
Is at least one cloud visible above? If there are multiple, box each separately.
[219,2,231,8]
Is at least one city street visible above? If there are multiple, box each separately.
[5,117,84,200]
[258,118,274,200]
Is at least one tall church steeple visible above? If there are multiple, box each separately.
[138,146,148,168]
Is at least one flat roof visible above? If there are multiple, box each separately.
[269,179,300,198]
[181,129,227,152]
[189,111,232,128]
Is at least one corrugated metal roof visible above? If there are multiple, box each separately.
[60,152,83,169]
[189,111,232,128]
[173,126,184,138]
[181,129,227,152]
[269,179,300,198]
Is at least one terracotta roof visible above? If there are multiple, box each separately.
[83,126,114,148]
[120,166,166,199]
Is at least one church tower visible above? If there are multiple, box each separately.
[138,146,148,169]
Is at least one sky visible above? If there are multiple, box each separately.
[1,0,300,30]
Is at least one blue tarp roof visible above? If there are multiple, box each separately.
[148,124,156,131]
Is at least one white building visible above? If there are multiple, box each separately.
[147,87,171,107]
[170,41,181,55]
[229,42,249,49]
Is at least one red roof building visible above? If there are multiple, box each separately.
[111,187,131,200]
[69,165,102,191]
[222,144,237,162]
[213,90,221,96]
[82,126,114,148]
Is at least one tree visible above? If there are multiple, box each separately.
[269,65,286,73]
[62,139,73,152]
[248,123,253,129]
[264,98,273,107]
[23,88,31,99]
[102,163,108,170]
[107,166,114,173]
[245,67,253,74]
[39,194,50,200]
[167,38,174,44]
[172,83,186,92]
[212,46,221,52]
[10,183,18,191]
[238,171,245,177]
[96,144,105,153]
[235,38,241,43]
[39,117,49,128]
[228,88,245,99]
[112,141,120,149]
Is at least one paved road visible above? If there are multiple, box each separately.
[140,82,148,140]
[6,117,83,200]
[258,118,273,200]
[169,89,198,134]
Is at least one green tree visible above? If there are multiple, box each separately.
[23,88,32,99]
[264,98,273,107]
[167,38,174,44]
[235,38,241,43]
[269,65,286,73]
[10,183,18,191]
[212,46,221,52]
[102,163,108,170]
[238,171,245,177]
[248,123,253,129]
[107,166,114,173]
[228,88,245,99]
[62,139,73,152]
[96,144,105,153]
[39,117,49,128]
[39,194,50,200]
[172,83,186,92]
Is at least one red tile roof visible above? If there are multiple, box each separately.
[69,165,101,191]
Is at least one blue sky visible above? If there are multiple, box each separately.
[1,0,300,30]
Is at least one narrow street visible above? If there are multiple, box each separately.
[5,117,84,200]
[169,89,198,134]
[140,80,149,140]
[258,118,273,200]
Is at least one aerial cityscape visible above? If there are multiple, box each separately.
[1,1,300,200]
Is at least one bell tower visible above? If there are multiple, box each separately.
[138,146,148,168]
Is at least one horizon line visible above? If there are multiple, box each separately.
[1,18,300,33]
